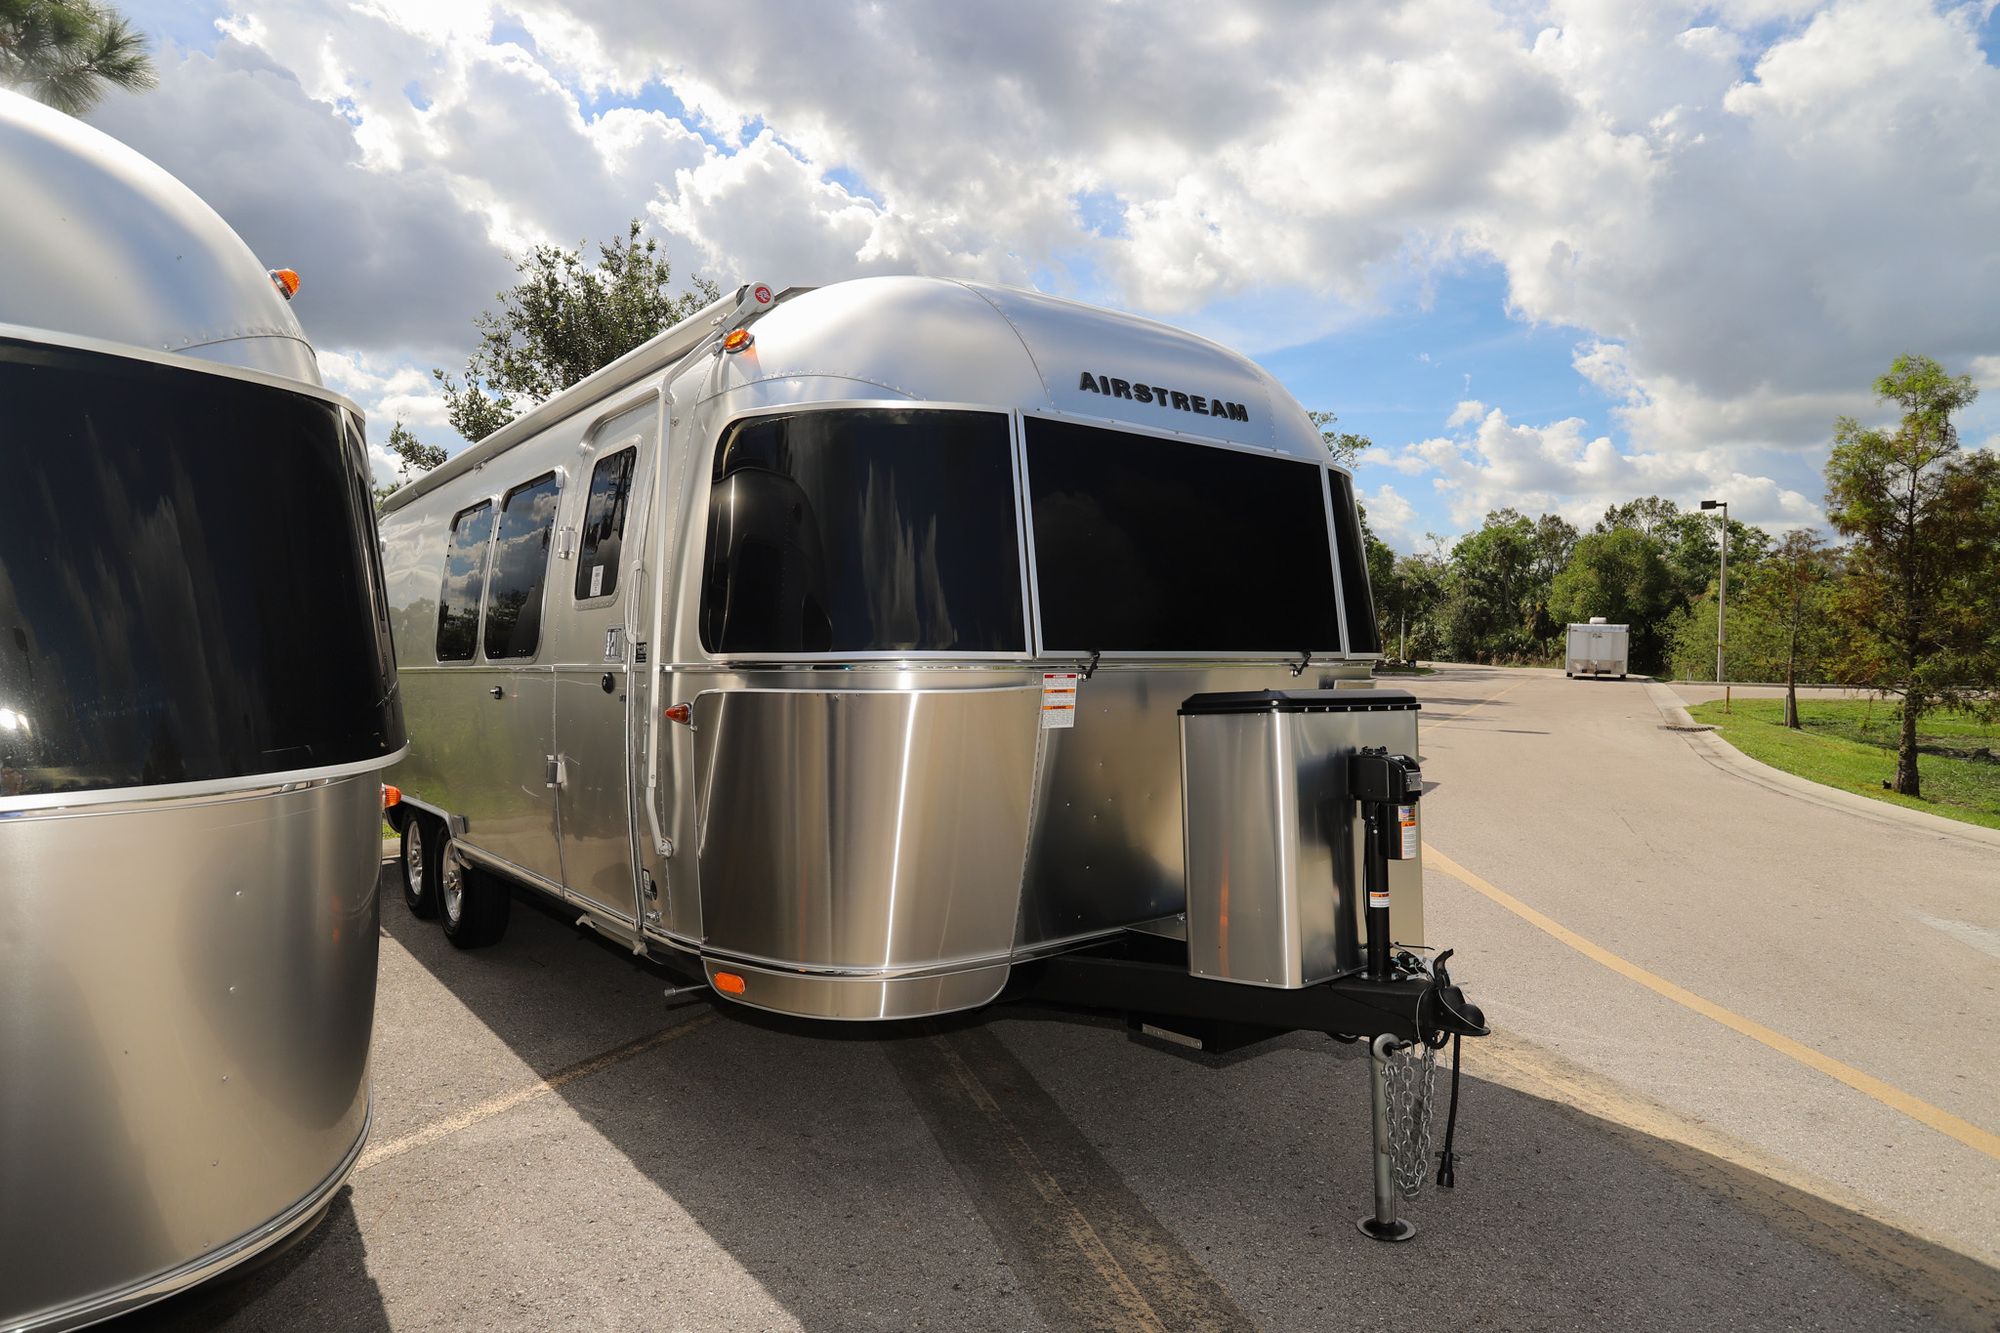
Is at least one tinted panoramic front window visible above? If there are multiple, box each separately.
[0,338,403,798]
[700,409,1024,654]
[575,447,635,601]
[484,472,561,659]
[437,501,493,662]
[1327,470,1381,654]
[1025,419,1342,653]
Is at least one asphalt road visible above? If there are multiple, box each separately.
[130,665,1998,1331]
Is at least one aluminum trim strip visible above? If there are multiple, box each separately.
[697,941,1019,981]
[0,320,359,415]
[0,747,407,816]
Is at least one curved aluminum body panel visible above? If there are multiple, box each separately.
[0,89,317,384]
[690,685,1040,1018]
[701,277,1325,463]
[0,776,382,1331]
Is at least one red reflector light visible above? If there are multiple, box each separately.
[721,328,752,353]
[713,971,746,996]
[664,703,692,725]
[382,784,401,808]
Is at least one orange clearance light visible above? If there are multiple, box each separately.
[664,702,692,725]
[713,971,747,996]
[382,784,401,808]
[268,268,301,300]
[720,328,752,353]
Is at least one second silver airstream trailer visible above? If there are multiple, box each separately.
[379,277,1486,1237]
[0,92,402,1329]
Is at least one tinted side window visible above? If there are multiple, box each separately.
[483,473,561,659]
[437,502,493,662]
[699,409,1024,654]
[575,447,636,600]
[1327,471,1381,654]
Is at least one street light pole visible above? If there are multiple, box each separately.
[1701,498,1729,712]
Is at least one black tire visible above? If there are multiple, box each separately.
[399,816,439,919]
[439,837,511,949]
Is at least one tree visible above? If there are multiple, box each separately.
[1759,532,1838,729]
[1600,494,1768,613]
[1439,511,1541,662]
[1549,527,1676,670]
[386,419,447,477]
[1825,354,2000,797]
[435,219,720,442]
[372,419,448,509]
[1380,551,1447,661]
[0,1,154,115]
[1307,410,1372,471]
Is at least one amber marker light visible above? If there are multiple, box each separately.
[268,268,300,300]
[382,784,401,808]
[713,972,747,995]
[721,328,753,353]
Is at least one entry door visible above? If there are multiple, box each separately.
[470,471,566,886]
[555,413,654,923]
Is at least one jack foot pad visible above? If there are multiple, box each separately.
[1356,1217,1418,1243]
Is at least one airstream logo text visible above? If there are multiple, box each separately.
[1077,372,1250,422]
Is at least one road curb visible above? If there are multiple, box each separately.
[1646,684,2000,850]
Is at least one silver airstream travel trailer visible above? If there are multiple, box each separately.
[0,92,402,1328]
[380,276,1486,1237]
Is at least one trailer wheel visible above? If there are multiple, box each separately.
[399,817,440,919]
[439,837,511,949]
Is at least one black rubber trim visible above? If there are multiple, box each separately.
[1178,688,1419,716]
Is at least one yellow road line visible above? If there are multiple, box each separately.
[1427,674,1534,726]
[1423,843,2000,1162]
[357,1013,713,1173]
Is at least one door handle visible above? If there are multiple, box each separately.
[489,686,504,700]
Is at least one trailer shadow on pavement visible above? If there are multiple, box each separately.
[128,871,2000,1332]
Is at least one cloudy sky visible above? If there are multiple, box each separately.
[95,0,2000,551]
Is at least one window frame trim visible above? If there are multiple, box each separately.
[693,400,1038,664]
[1019,409,1352,661]
[434,496,498,664]
[572,439,641,607]
[1324,467,1381,660]
[480,468,565,663]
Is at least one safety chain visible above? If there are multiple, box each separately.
[1381,1039,1439,1200]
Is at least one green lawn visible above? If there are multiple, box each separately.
[1689,698,2000,831]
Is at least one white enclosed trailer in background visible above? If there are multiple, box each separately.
[0,90,402,1330]
[1566,618,1630,678]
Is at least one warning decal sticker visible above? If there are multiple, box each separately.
[1040,672,1079,729]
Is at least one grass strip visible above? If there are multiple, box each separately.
[1689,698,2000,832]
